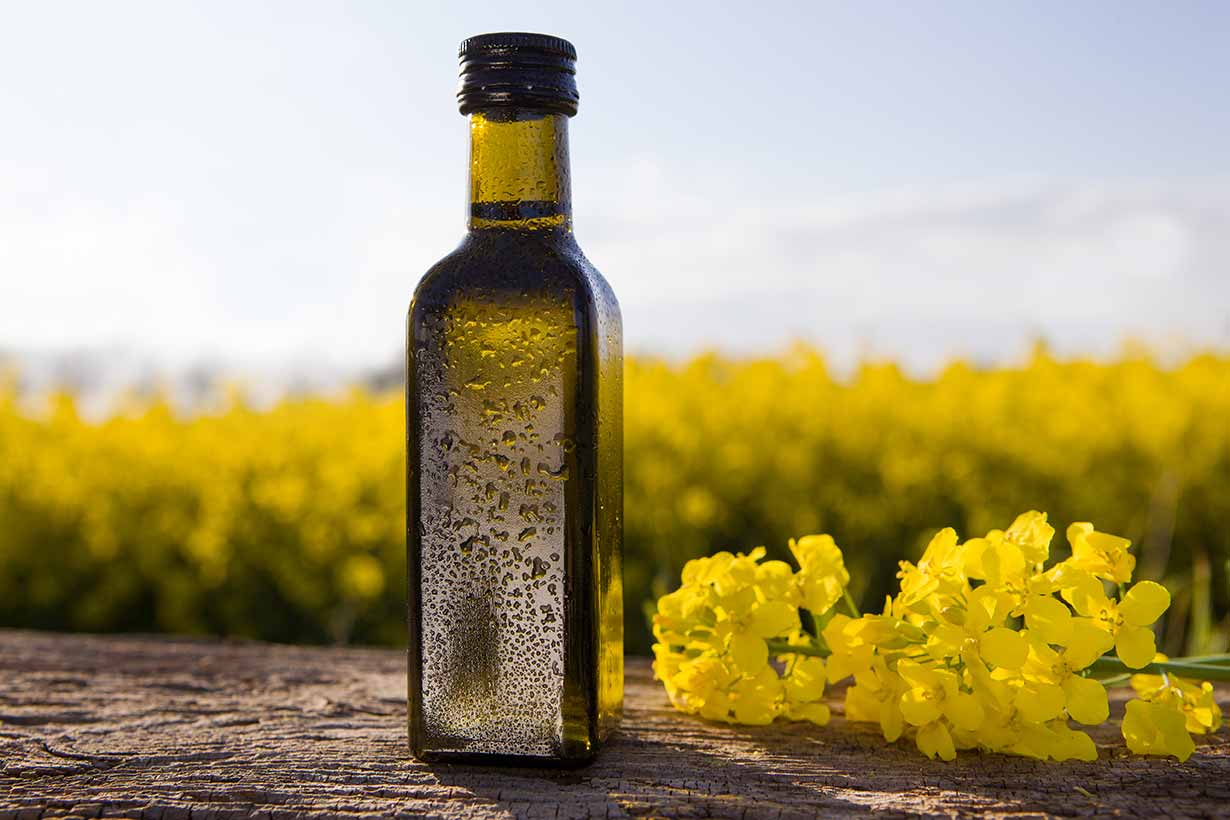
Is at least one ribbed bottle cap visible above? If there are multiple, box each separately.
[457,32,579,117]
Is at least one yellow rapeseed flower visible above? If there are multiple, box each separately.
[789,534,849,615]
[1131,656,1224,737]
[1065,522,1135,585]
[1061,572,1170,668]
[1122,698,1196,761]
[1022,636,1111,725]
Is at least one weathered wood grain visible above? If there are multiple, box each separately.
[0,629,1227,819]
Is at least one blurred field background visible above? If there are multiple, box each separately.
[3,345,1228,655]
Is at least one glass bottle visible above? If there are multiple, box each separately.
[406,33,622,766]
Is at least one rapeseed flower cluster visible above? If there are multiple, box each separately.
[652,537,848,726]
[652,511,1225,762]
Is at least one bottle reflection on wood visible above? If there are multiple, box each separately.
[406,32,622,766]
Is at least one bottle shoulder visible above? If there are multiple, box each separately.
[409,231,619,323]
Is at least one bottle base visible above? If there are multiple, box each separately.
[410,746,600,769]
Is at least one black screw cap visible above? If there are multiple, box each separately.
[457,32,579,117]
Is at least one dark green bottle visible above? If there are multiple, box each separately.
[406,33,622,766]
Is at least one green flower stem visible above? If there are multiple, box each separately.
[1096,673,1132,688]
[1088,654,1230,683]
[843,590,862,618]
[1178,653,1230,666]
[802,608,821,639]
[767,644,1230,679]
[767,638,828,659]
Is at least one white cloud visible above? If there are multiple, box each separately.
[2,156,1227,378]
[581,166,1229,367]
[0,181,216,359]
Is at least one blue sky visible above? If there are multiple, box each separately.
[2,1,1227,374]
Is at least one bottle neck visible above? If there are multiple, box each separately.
[468,110,572,232]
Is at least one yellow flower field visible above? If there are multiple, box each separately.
[1,345,1228,654]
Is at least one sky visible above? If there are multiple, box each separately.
[2,1,1228,380]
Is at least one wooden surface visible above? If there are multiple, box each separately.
[1,630,1228,819]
